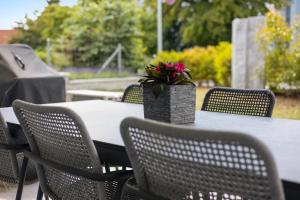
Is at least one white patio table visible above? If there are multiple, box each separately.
[1,100,300,199]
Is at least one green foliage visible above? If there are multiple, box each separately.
[10,4,73,68]
[139,62,193,84]
[35,50,47,62]
[139,62,194,97]
[214,42,232,86]
[59,1,145,69]
[140,3,157,56]
[257,11,300,89]
[10,1,146,70]
[143,0,287,50]
[47,0,60,5]
[151,42,232,86]
[11,5,73,49]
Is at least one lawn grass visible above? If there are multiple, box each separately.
[196,87,300,120]
[68,71,132,80]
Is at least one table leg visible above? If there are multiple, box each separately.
[36,185,43,200]
[283,180,300,200]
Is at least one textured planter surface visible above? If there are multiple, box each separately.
[143,84,196,124]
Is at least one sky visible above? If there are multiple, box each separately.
[0,0,77,29]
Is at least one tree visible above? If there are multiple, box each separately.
[257,11,300,90]
[11,5,73,49]
[139,1,157,56]
[143,0,287,51]
[47,0,60,5]
[60,1,145,68]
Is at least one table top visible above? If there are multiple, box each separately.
[1,100,300,184]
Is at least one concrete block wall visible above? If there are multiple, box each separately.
[232,16,265,89]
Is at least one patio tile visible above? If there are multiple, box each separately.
[0,181,40,200]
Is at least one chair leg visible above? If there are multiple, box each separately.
[36,185,43,200]
[105,162,110,173]
[15,157,28,200]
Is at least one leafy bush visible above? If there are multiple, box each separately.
[151,42,232,86]
[60,1,145,70]
[11,1,146,70]
[257,11,300,90]
[11,5,73,50]
[214,42,232,86]
[35,50,47,63]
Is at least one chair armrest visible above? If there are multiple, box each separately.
[0,143,29,151]
[23,151,133,182]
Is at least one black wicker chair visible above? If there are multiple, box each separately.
[201,87,275,117]
[121,85,143,104]
[120,117,285,200]
[13,100,132,200]
[0,112,37,200]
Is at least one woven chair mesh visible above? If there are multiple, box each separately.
[122,85,143,104]
[121,119,283,200]
[201,87,275,117]
[14,105,124,200]
[0,114,36,184]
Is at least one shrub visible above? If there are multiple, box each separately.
[214,42,232,86]
[257,11,300,90]
[151,42,232,86]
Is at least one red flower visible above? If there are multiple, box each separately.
[165,63,174,69]
[175,62,185,73]
[169,72,176,79]
[155,65,161,72]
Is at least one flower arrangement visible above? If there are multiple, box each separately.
[139,62,194,97]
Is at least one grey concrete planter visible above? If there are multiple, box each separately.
[143,84,196,124]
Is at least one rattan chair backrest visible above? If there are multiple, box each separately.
[201,87,275,117]
[122,85,143,104]
[13,100,103,200]
[120,117,284,200]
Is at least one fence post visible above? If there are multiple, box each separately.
[46,38,52,66]
[117,43,123,72]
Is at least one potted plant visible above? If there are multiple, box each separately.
[139,62,196,124]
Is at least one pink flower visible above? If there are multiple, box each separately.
[165,63,174,69]
[175,62,185,73]
[163,0,176,5]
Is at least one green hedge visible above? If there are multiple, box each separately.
[151,42,232,86]
[257,11,300,91]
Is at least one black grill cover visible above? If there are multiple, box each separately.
[0,44,65,107]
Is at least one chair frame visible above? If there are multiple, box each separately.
[120,117,285,200]
[21,151,132,182]
[13,100,133,200]
[201,87,276,117]
[0,112,35,200]
[0,143,30,200]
